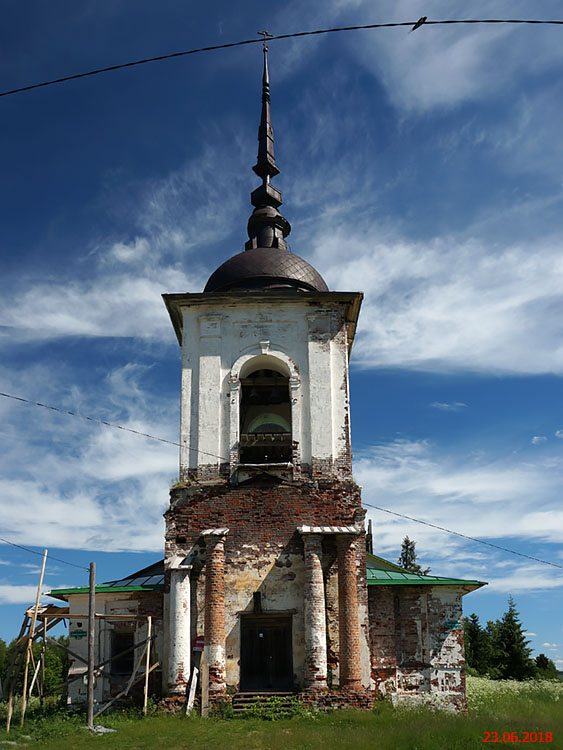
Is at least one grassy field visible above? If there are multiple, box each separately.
[1,676,561,749]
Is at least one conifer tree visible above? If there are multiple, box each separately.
[397,536,430,574]
[535,653,558,679]
[490,597,535,680]
[464,613,493,675]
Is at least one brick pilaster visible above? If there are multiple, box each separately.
[337,535,362,689]
[204,535,227,693]
[303,533,327,688]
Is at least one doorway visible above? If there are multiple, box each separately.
[240,615,293,692]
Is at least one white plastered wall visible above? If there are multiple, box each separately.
[179,299,352,479]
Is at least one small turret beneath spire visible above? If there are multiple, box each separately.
[245,33,291,252]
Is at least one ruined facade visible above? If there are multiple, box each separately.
[50,43,484,712]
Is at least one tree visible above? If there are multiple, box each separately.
[490,597,535,680]
[464,613,493,675]
[0,635,69,697]
[535,653,558,679]
[397,536,430,574]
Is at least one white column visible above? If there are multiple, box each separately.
[303,533,327,689]
[168,566,192,695]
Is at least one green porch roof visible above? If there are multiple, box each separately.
[49,561,164,600]
[49,553,486,600]
[366,553,486,594]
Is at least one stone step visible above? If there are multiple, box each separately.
[232,692,295,713]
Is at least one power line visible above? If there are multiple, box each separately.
[2,391,562,571]
[0,537,89,571]
[364,502,563,570]
[1,18,563,98]
[0,391,224,463]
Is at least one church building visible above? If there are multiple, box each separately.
[50,43,484,713]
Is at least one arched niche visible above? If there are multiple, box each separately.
[229,351,301,472]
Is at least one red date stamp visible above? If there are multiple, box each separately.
[483,731,553,743]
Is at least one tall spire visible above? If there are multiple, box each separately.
[245,33,291,252]
[253,32,280,180]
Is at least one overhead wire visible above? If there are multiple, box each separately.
[1,391,561,571]
[0,390,220,462]
[362,503,563,570]
[0,536,89,571]
[1,18,563,98]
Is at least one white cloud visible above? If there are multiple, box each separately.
[0,584,51,605]
[333,0,563,113]
[109,237,150,263]
[531,436,547,445]
[0,139,248,344]
[356,439,563,592]
[0,267,193,342]
[430,402,468,412]
[555,430,563,439]
[312,228,563,374]
[524,632,537,637]
[0,359,178,553]
[481,567,563,595]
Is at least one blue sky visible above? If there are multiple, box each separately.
[1,1,562,667]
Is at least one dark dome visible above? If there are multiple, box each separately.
[204,248,328,293]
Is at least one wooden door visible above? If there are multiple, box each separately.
[240,616,293,692]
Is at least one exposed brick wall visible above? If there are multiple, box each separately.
[300,688,375,710]
[368,584,467,711]
[165,479,363,556]
[165,478,369,692]
[368,587,397,692]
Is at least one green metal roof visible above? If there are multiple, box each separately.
[366,553,486,594]
[49,561,164,600]
[50,555,486,600]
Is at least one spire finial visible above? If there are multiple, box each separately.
[253,30,279,181]
[245,34,291,252]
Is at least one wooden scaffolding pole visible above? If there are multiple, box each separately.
[40,618,47,709]
[143,616,152,716]
[20,548,47,727]
[86,562,96,728]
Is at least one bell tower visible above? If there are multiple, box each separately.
[163,40,369,705]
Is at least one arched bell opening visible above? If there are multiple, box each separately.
[239,367,292,465]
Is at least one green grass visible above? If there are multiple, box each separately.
[1,677,561,749]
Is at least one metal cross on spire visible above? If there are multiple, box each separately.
[258,29,273,51]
